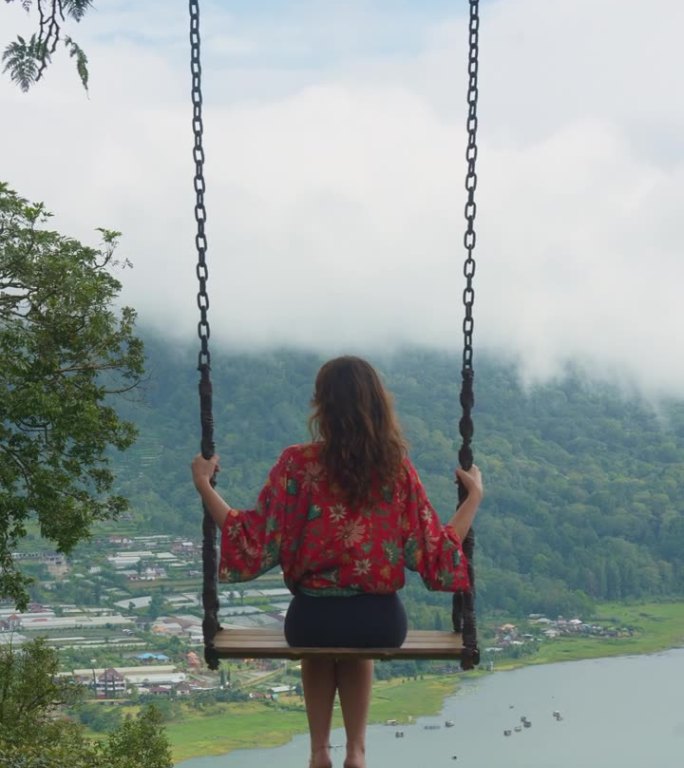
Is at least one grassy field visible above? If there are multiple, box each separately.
[168,677,456,763]
[167,702,308,763]
[164,600,684,763]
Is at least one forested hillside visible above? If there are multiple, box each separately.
[112,333,684,618]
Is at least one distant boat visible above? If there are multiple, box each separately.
[395,730,404,738]
[445,720,455,728]
[523,720,532,728]
[503,730,512,737]
[514,726,522,733]
[424,724,441,730]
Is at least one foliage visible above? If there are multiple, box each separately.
[75,701,123,733]
[0,183,144,608]
[0,638,83,745]
[0,728,100,768]
[2,0,92,91]
[103,706,173,768]
[0,639,172,767]
[108,337,684,618]
[0,707,172,768]
[147,591,168,619]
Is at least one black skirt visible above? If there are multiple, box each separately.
[284,591,408,648]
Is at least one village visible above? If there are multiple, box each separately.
[3,534,297,701]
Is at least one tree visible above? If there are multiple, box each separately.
[0,637,83,746]
[103,706,173,768]
[0,640,172,768]
[0,715,172,768]
[0,183,144,609]
[2,0,92,91]
[147,591,167,620]
[0,726,100,768]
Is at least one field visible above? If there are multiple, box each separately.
[168,676,456,763]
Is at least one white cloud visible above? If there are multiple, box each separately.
[1,0,683,396]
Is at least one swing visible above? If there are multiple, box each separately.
[190,0,481,671]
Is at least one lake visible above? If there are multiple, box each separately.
[177,648,684,767]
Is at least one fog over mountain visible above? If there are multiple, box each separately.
[2,0,682,397]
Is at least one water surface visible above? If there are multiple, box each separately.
[178,648,684,767]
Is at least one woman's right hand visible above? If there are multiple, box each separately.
[455,464,483,500]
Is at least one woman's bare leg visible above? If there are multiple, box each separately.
[336,659,373,768]
[301,658,336,768]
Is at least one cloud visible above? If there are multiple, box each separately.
[1,0,682,397]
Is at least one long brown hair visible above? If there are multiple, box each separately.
[309,356,407,506]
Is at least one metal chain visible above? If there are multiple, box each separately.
[459,0,479,473]
[190,0,214,462]
[462,0,479,391]
[190,0,211,374]
[453,0,481,672]
[190,0,220,671]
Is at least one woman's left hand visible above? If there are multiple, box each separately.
[191,453,219,488]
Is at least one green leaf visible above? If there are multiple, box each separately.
[64,36,89,93]
[1,35,45,92]
[63,0,95,22]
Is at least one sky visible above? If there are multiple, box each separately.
[1,0,683,398]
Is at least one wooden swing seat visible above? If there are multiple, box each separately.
[212,627,464,660]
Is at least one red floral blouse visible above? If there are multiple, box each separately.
[219,443,470,595]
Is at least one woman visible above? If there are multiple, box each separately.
[191,356,483,768]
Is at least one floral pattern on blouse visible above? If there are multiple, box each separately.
[219,443,470,595]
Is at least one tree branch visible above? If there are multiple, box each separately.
[3,0,92,90]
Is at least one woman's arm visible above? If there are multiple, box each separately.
[191,453,233,529]
[191,450,287,583]
[446,464,483,540]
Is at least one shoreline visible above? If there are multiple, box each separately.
[170,600,684,764]
[169,675,458,764]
